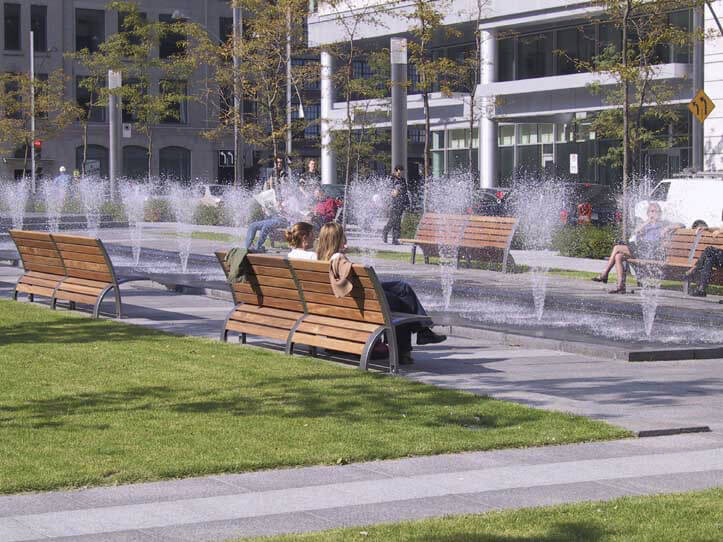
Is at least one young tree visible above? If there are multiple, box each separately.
[0,70,80,179]
[576,0,705,237]
[403,0,460,182]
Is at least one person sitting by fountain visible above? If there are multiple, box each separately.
[309,187,342,230]
[685,227,723,297]
[244,195,290,252]
[317,222,446,365]
[286,221,317,260]
[382,166,410,245]
[592,202,682,294]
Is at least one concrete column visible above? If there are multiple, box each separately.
[479,29,497,188]
[693,6,705,171]
[320,50,337,184]
[391,38,408,173]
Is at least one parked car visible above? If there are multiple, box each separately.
[468,188,514,216]
[635,174,723,228]
[557,183,620,226]
[198,184,231,208]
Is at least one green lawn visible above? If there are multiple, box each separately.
[243,488,723,542]
[0,300,629,494]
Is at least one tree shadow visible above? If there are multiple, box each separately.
[406,521,607,542]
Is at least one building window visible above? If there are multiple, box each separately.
[76,76,106,122]
[430,127,478,176]
[556,25,594,75]
[159,146,191,182]
[517,31,553,79]
[303,103,320,139]
[160,79,187,124]
[4,4,20,50]
[122,145,149,179]
[498,38,515,81]
[76,9,105,52]
[76,144,109,177]
[31,5,47,52]
[220,16,233,43]
[159,14,185,59]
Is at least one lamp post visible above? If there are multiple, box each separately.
[30,30,36,193]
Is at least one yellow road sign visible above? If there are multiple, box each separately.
[688,89,715,123]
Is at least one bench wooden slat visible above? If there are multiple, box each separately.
[54,243,105,255]
[57,251,107,264]
[229,311,299,330]
[305,302,385,324]
[15,283,56,297]
[17,246,59,258]
[233,305,305,321]
[289,332,366,355]
[233,283,301,300]
[295,322,372,343]
[302,291,382,311]
[297,280,378,299]
[226,321,292,342]
[302,314,381,332]
[50,234,100,246]
[234,293,304,313]
[53,290,101,306]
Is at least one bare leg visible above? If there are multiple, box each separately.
[600,244,631,278]
[613,252,627,289]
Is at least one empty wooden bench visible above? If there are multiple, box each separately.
[400,213,518,272]
[627,228,698,292]
[216,252,306,346]
[10,230,145,318]
[286,259,432,373]
[10,230,66,303]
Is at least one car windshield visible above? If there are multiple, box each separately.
[649,182,670,201]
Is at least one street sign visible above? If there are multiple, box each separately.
[122,123,132,138]
[218,150,235,168]
[688,89,715,123]
[569,153,578,175]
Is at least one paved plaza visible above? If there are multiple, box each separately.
[0,226,722,541]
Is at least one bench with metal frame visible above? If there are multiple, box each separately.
[400,213,518,272]
[10,230,145,318]
[215,252,306,346]
[627,228,701,293]
[286,259,433,373]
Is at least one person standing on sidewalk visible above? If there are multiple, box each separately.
[382,165,409,245]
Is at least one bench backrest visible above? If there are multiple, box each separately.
[461,215,518,250]
[661,228,698,266]
[50,233,117,285]
[692,230,723,262]
[287,259,388,325]
[413,213,467,246]
[9,230,65,276]
[215,252,304,312]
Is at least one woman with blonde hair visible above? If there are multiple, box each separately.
[316,223,445,364]
[285,221,317,260]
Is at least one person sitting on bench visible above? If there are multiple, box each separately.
[316,222,446,365]
[686,227,723,297]
[592,202,680,294]
[286,222,317,260]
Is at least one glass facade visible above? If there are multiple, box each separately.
[431,127,478,176]
[498,10,691,82]
[76,9,104,52]
[496,111,690,186]
[4,3,20,50]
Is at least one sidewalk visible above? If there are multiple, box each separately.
[1,232,722,541]
[0,434,721,541]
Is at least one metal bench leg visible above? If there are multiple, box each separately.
[241,333,246,344]
[221,329,229,342]
[360,328,386,371]
[411,245,417,265]
[12,287,18,301]
[29,293,34,302]
[683,277,690,295]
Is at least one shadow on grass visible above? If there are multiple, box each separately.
[407,521,606,542]
[0,316,168,345]
[0,373,549,432]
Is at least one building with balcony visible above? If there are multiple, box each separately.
[309,0,723,188]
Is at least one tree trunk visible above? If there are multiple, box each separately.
[83,122,89,176]
[147,130,153,183]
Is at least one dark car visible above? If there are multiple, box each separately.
[468,188,514,216]
[558,183,620,226]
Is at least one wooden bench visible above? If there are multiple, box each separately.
[286,259,432,373]
[9,230,144,318]
[627,228,699,293]
[215,252,306,346]
[216,253,433,373]
[400,213,518,272]
[10,230,66,303]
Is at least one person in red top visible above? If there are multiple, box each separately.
[310,187,342,228]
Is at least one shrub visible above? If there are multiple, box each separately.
[144,199,173,222]
[100,201,125,222]
[552,224,619,259]
[401,212,420,239]
[194,204,225,226]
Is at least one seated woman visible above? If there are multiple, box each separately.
[316,222,446,364]
[592,202,680,294]
[685,227,723,297]
[286,222,317,260]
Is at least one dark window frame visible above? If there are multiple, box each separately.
[4,3,21,50]
[75,8,105,53]
[31,5,47,52]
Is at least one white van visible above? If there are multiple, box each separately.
[635,174,723,228]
